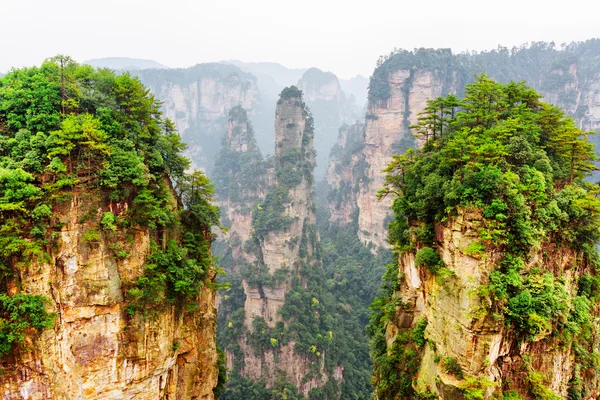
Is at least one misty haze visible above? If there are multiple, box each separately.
[1,1,599,399]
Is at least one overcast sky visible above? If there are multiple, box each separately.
[2,0,599,79]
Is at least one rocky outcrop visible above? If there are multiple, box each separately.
[357,70,447,249]
[352,42,600,251]
[0,193,218,399]
[216,87,340,395]
[325,122,366,225]
[382,209,599,399]
[136,64,259,174]
[297,68,361,179]
[243,86,317,330]
[213,106,270,267]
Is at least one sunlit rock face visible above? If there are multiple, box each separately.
[0,193,218,400]
[382,209,599,398]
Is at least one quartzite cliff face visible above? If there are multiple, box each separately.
[0,193,218,400]
[216,88,342,397]
[213,106,270,268]
[325,121,366,225]
[351,42,600,251]
[0,61,220,400]
[381,210,600,399]
[357,69,447,249]
[137,64,259,174]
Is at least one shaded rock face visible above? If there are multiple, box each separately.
[325,122,366,225]
[353,57,600,252]
[297,68,361,179]
[244,92,316,329]
[216,89,337,395]
[384,209,599,398]
[213,106,270,267]
[357,70,445,250]
[0,194,218,399]
[136,65,259,174]
[240,92,333,394]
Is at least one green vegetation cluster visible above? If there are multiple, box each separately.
[370,75,600,398]
[0,56,221,359]
[212,106,267,207]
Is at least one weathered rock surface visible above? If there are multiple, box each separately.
[217,89,336,395]
[325,122,366,225]
[136,65,259,174]
[0,194,218,400]
[384,209,599,398]
[353,51,600,252]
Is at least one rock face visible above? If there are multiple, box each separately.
[348,42,600,251]
[0,193,218,400]
[381,209,599,399]
[213,106,270,267]
[357,70,447,249]
[136,64,259,174]
[325,121,366,225]
[216,87,340,396]
[240,88,326,393]
[297,68,361,179]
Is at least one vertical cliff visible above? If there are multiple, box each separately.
[0,59,221,399]
[297,68,361,179]
[325,122,367,225]
[351,41,600,252]
[213,106,270,268]
[136,64,259,174]
[369,77,600,399]
[218,87,343,398]
[357,68,452,249]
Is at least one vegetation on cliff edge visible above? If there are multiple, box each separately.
[370,75,600,398]
[0,57,221,366]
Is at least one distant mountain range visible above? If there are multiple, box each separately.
[224,59,368,106]
[81,57,369,107]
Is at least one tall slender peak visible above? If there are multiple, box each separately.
[224,105,260,154]
[217,87,342,396]
[274,86,316,185]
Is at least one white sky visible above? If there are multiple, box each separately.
[1,0,599,79]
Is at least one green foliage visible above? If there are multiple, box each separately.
[279,86,303,101]
[414,247,444,274]
[214,344,228,397]
[411,318,428,347]
[526,371,561,400]
[101,211,117,231]
[443,356,464,379]
[252,187,294,237]
[460,377,496,399]
[0,57,221,357]
[373,74,600,397]
[0,294,55,357]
